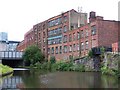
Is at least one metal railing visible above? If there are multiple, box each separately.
[0,51,23,60]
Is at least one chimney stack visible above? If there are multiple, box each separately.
[89,11,96,23]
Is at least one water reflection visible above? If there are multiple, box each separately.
[1,70,119,89]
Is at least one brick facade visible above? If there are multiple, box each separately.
[16,40,25,51]
[17,9,120,61]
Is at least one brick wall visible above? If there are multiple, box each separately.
[98,20,118,47]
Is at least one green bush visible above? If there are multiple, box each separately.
[88,50,93,58]
[35,60,86,72]
[114,69,120,78]
[101,66,115,75]
[50,56,56,64]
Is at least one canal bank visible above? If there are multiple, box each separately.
[0,64,13,77]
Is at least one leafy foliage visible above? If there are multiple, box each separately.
[100,47,105,53]
[100,47,105,59]
[0,64,13,75]
[101,66,115,75]
[50,56,56,64]
[23,45,45,66]
[100,53,120,77]
[35,60,85,72]
[88,50,93,58]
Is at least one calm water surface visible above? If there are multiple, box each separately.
[0,69,119,89]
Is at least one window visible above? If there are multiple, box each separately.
[53,39,56,44]
[73,33,76,40]
[48,40,51,45]
[63,35,67,43]
[43,38,45,43]
[64,16,67,22]
[64,46,67,53]
[48,37,62,45]
[81,30,84,38]
[81,42,84,50]
[91,25,96,35]
[48,31,50,36]
[63,26,67,32]
[77,32,80,40]
[43,48,45,53]
[71,25,75,30]
[54,29,57,34]
[55,47,58,54]
[58,38,62,43]
[51,30,54,36]
[39,33,41,37]
[43,24,45,30]
[48,28,62,37]
[58,27,62,34]
[77,44,80,51]
[73,44,76,51]
[59,46,62,54]
[48,21,52,27]
[85,41,89,49]
[69,34,72,42]
[86,30,89,37]
[51,47,54,54]
[57,18,62,24]
[48,17,62,27]
[69,45,72,52]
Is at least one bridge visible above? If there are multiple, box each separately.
[0,51,23,60]
[0,51,24,67]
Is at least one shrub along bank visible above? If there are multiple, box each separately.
[23,45,120,77]
[100,53,120,77]
[0,64,13,76]
[34,53,120,78]
[34,61,85,72]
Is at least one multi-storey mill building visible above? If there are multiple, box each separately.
[33,21,48,58]
[17,9,120,61]
[17,9,87,61]
[47,9,87,60]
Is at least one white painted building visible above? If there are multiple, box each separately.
[0,41,7,51]
[0,32,8,42]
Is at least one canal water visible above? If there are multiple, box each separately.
[0,69,119,89]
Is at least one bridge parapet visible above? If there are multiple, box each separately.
[0,51,24,60]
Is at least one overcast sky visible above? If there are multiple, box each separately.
[0,0,119,41]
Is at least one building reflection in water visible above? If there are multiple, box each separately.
[1,70,119,88]
[2,75,23,89]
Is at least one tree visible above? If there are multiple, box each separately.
[23,45,45,66]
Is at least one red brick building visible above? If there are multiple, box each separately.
[47,9,87,60]
[16,28,34,51]
[17,9,120,61]
[33,20,48,58]
[24,28,34,48]
[16,40,25,51]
